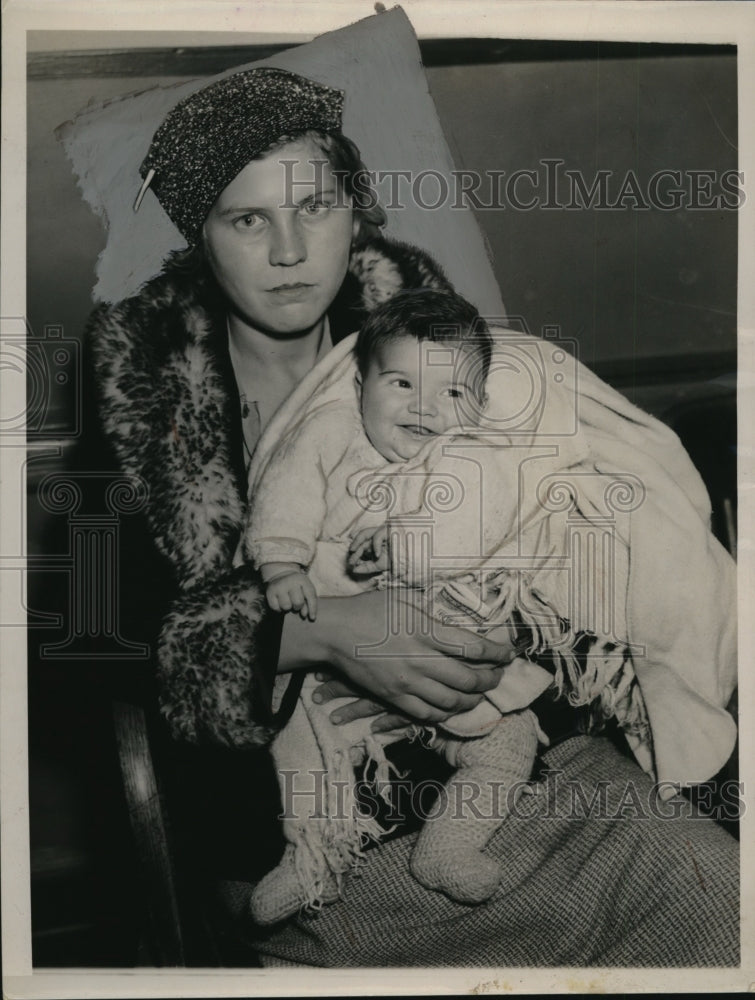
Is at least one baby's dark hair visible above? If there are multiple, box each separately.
[354,288,492,401]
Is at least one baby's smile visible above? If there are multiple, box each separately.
[358,337,479,463]
[399,423,437,437]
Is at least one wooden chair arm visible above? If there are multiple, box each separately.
[112,700,186,966]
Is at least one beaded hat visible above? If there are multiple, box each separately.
[136,67,345,244]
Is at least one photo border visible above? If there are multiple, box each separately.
[2,1,753,995]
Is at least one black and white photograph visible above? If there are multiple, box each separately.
[2,0,753,994]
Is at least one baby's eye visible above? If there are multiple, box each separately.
[445,387,465,398]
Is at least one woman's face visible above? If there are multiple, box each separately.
[203,137,356,337]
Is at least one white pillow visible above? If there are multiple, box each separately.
[59,7,505,316]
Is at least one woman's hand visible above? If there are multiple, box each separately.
[310,671,412,734]
[278,588,517,724]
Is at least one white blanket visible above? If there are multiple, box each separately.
[239,328,737,791]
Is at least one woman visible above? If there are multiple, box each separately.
[89,66,738,967]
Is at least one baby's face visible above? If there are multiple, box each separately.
[358,337,483,463]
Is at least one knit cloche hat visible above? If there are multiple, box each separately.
[136,67,345,244]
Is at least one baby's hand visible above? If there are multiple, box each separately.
[348,525,389,576]
[262,563,318,621]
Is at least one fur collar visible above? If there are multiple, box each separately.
[89,235,451,591]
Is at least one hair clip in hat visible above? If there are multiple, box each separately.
[133,168,156,213]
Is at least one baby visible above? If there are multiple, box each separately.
[245,289,551,922]
[260,288,491,617]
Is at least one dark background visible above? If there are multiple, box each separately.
[26,35,738,965]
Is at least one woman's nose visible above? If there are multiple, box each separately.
[269,216,307,266]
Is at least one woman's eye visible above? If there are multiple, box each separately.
[234,213,265,230]
[301,200,331,216]
[391,378,412,389]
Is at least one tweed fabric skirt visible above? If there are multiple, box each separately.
[237,735,739,967]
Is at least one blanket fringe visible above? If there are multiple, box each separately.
[288,564,655,913]
[288,733,409,911]
[429,569,654,767]
[287,743,393,912]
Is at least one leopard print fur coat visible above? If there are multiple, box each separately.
[88,235,451,748]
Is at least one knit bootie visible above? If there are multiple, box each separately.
[249,844,341,926]
[410,709,539,904]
